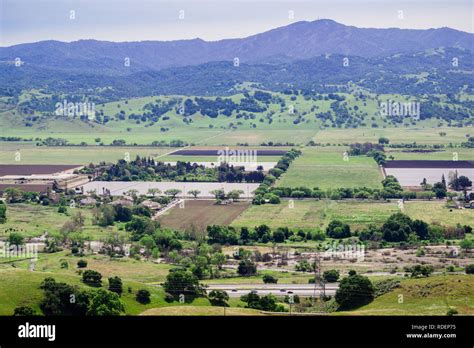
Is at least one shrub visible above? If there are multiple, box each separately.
[262,274,278,284]
[323,269,340,283]
[136,289,151,304]
[77,259,88,268]
[82,270,102,287]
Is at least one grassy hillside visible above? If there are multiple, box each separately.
[337,275,474,315]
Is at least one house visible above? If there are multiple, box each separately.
[140,200,162,211]
[110,199,133,207]
[80,197,97,206]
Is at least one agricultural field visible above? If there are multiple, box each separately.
[385,148,473,161]
[314,126,472,145]
[232,200,474,230]
[158,200,250,232]
[276,147,383,189]
[232,200,399,230]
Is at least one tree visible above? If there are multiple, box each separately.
[77,259,88,268]
[378,137,390,145]
[136,289,151,304]
[0,202,7,223]
[39,278,89,316]
[227,190,244,201]
[163,269,201,297]
[87,289,125,316]
[237,259,257,276]
[98,205,115,227]
[4,188,23,203]
[147,188,161,197]
[7,232,24,246]
[323,269,340,283]
[188,190,201,198]
[108,276,123,295]
[82,270,102,287]
[208,290,229,306]
[459,238,473,251]
[13,306,37,316]
[164,189,182,198]
[381,213,413,242]
[432,182,447,199]
[326,220,351,239]
[407,264,433,278]
[335,274,374,310]
[210,189,226,201]
[262,274,278,284]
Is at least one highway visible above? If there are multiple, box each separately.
[205,283,339,298]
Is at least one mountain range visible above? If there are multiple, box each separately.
[1,19,473,74]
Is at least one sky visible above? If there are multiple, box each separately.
[0,0,473,46]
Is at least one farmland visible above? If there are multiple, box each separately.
[276,147,383,189]
[158,200,250,232]
[232,200,474,230]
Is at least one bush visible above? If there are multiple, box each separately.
[13,306,37,316]
[82,270,102,287]
[77,259,88,268]
[323,269,340,283]
[237,259,257,276]
[136,289,151,304]
[326,220,350,239]
[262,274,278,284]
[465,264,474,274]
[335,274,374,310]
[108,276,123,295]
[447,308,458,316]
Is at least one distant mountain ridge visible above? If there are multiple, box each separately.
[1,19,473,73]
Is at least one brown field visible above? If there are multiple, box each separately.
[0,164,81,176]
[157,200,250,231]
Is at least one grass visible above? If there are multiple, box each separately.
[232,200,399,230]
[276,147,383,189]
[402,201,474,227]
[385,148,473,161]
[336,275,474,315]
[8,251,173,284]
[140,305,264,316]
[158,200,250,232]
[231,199,474,230]
[0,268,169,315]
[0,203,124,240]
[315,126,472,145]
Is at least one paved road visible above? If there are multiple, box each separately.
[205,283,339,298]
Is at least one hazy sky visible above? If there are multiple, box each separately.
[1,0,472,46]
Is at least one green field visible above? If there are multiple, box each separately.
[385,148,473,161]
[337,275,474,315]
[276,147,383,189]
[0,203,124,240]
[232,200,473,230]
[314,126,472,145]
[0,268,170,315]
